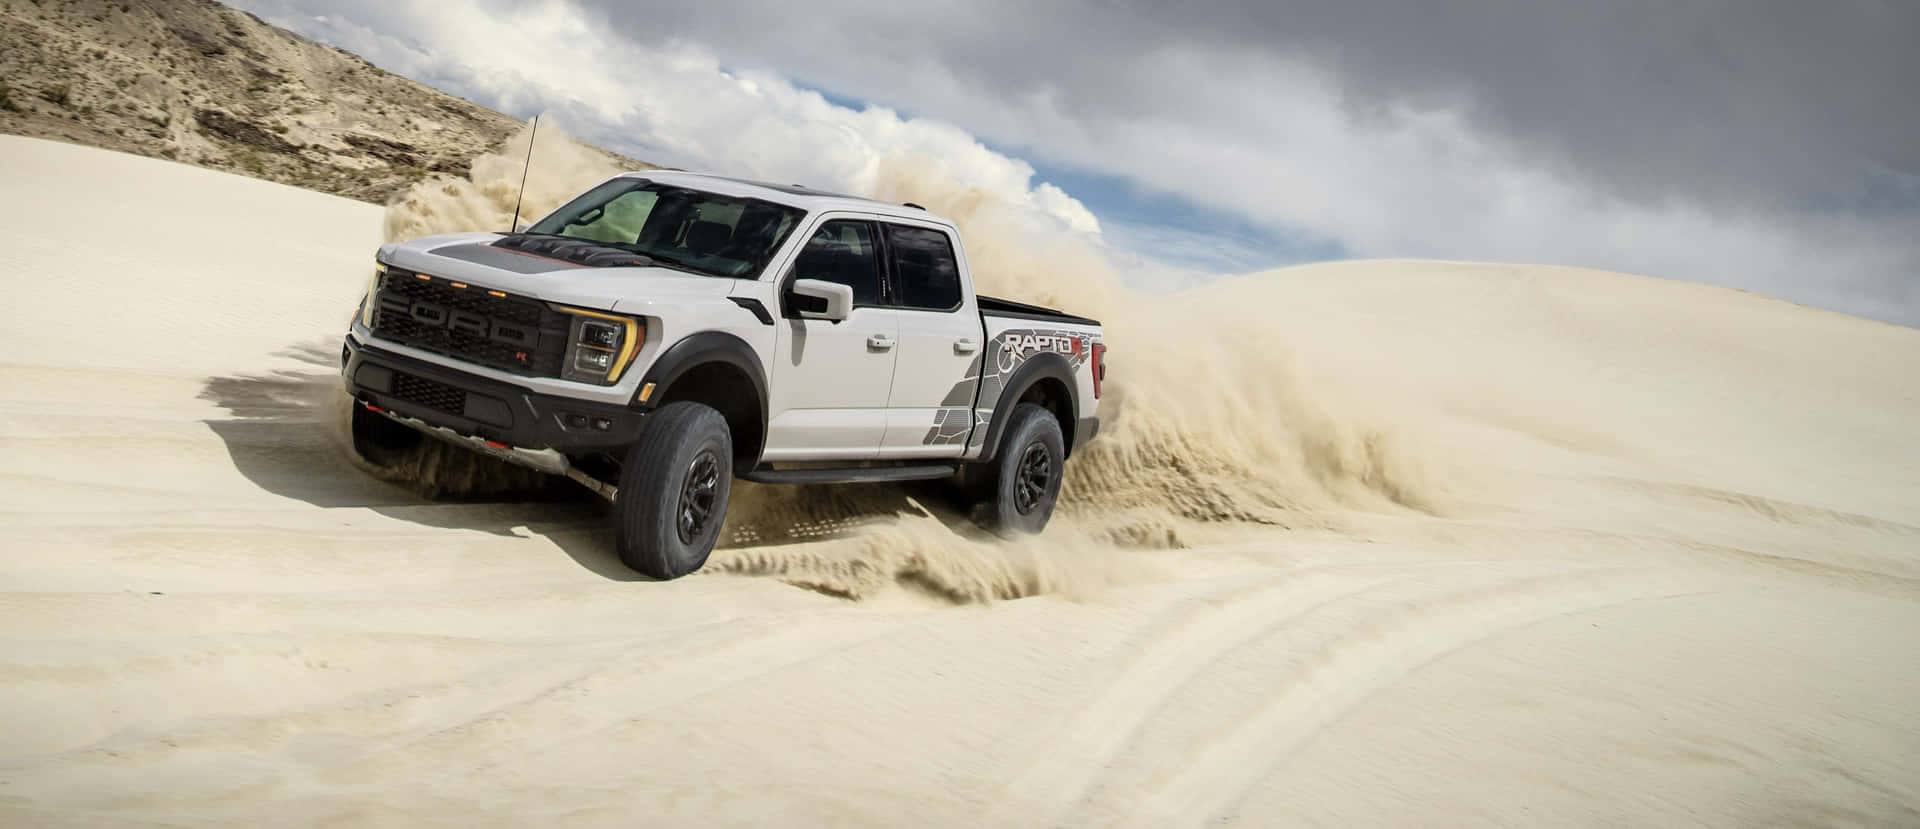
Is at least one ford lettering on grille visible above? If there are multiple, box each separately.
[368,271,567,376]
[392,298,539,349]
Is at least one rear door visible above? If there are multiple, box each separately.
[876,221,982,457]
[762,218,898,461]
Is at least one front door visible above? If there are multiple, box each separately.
[762,219,897,461]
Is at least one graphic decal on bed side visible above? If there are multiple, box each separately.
[920,327,1098,449]
[921,354,983,446]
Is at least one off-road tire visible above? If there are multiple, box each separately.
[615,401,733,579]
[976,403,1065,536]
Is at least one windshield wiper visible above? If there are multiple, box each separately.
[507,233,661,268]
[592,241,665,267]
[503,232,731,277]
[633,248,728,278]
[595,241,731,278]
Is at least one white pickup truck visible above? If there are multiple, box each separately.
[342,171,1107,578]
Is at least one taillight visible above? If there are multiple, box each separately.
[1091,342,1107,398]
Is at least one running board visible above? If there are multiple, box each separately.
[743,464,956,485]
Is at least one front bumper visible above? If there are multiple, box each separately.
[341,336,647,454]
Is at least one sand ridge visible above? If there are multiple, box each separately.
[1,135,1918,826]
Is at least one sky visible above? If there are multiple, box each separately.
[233,0,1918,324]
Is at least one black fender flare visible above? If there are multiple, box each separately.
[635,331,769,424]
[975,351,1080,462]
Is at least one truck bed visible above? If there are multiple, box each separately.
[978,295,1101,327]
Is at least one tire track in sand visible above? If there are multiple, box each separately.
[1101,567,1710,828]
[984,561,1591,825]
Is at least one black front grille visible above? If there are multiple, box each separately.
[368,267,570,376]
[389,371,467,415]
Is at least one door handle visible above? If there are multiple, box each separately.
[954,337,979,354]
[867,333,896,350]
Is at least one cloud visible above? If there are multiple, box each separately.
[233,0,1920,324]
[1095,219,1300,292]
[565,0,1920,325]
[571,0,1920,214]
[232,0,1101,241]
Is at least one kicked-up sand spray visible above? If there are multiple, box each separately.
[369,122,1438,601]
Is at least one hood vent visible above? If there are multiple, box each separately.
[491,233,655,268]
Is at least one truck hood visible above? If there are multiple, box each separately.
[377,232,740,313]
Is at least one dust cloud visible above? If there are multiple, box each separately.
[373,122,1437,600]
[865,154,1434,518]
[382,122,631,243]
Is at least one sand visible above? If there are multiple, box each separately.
[2,134,1918,827]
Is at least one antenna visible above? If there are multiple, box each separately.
[508,115,539,233]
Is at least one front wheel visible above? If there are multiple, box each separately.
[974,403,1065,535]
[615,401,733,579]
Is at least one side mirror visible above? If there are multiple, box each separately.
[791,279,853,322]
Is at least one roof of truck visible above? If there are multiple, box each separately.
[615,169,952,225]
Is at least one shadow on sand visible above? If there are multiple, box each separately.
[196,340,952,583]
[197,341,646,580]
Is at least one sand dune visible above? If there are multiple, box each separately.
[2,135,1918,826]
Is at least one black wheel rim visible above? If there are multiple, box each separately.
[676,450,721,545]
[1013,442,1053,515]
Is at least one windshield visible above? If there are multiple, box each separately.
[526,179,804,278]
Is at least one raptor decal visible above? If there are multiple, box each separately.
[918,326,1100,449]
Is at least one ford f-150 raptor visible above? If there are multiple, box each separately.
[342,171,1106,579]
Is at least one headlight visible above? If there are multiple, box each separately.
[557,306,643,385]
[358,261,387,328]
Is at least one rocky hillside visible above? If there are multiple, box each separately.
[0,0,650,203]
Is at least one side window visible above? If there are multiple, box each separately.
[789,220,882,309]
[883,224,962,311]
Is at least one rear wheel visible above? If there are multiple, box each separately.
[974,403,1065,535]
[615,401,733,579]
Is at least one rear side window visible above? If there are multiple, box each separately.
[790,220,882,306]
[883,224,962,311]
